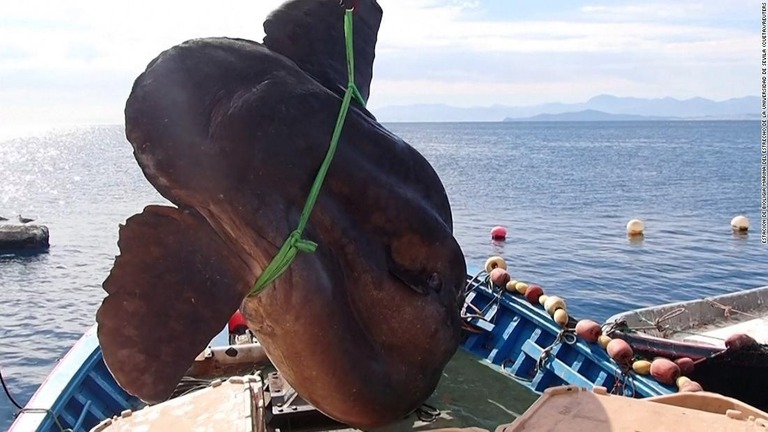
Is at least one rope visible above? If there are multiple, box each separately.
[619,307,687,336]
[460,269,502,328]
[460,322,485,333]
[601,319,626,336]
[0,365,22,410]
[604,307,748,346]
[415,403,440,422]
[706,299,760,320]
[482,274,507,317]
[609,300,761,345]
[610,366,636,397]
[463,269,488,296]
[535,329,576,373]
[608,301,763,346]
[248,8,366,296]
[1,365,72,432]
[499,358,534,382]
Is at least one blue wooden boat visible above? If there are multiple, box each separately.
[10,272,675,431]
[8,321,267,432]
[8,325,140,432]
[461,271,675,398]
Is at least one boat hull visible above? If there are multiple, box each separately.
[9,325,140,432]
[461,273,674,398]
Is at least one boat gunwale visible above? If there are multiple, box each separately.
[605,284,768,337]
[9,323,101,432]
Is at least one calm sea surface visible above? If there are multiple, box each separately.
[0,121,765,429]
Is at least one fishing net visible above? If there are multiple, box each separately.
[690,344,768,412]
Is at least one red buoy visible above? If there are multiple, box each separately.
[490,226,507,241]
[228,310,248,333]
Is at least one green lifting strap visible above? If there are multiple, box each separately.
[248,8,366,297]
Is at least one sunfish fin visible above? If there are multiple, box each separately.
[263,0,382,102]
[96,205,251,403]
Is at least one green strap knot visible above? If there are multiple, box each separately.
[249,230,318,295]
[288,230,318,253]
[248,8,363,296]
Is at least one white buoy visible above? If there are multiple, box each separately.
[626,219,645,236]
[731,215,749,232]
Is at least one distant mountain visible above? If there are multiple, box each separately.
[372,95,758,122]
[372,103,514,123]
[578,95,756,117]
[504,110,673,122]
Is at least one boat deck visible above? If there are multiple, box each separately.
[95,348,537,432]
[679,314,768,348]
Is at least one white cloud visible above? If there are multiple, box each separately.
[0,0,757,128]
[579,1,753,22]
[580,4,706,20]
[371,0,755,107]
[0,0,285,128]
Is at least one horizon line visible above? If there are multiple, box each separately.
[370,94,759,110]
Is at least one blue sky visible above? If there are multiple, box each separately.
[0,0,757,131]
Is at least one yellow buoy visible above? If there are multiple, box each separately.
[505,280,518,293]
[514,281,529,295]
[484,256,507,272]
[626,219,645,236]
[730,215,749,232]
[553,309,569,327]
[544,296,566,316]
[632,360,652,375]
[538,294,549,306]
[676,376,692,388]
[597,335,612,349]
